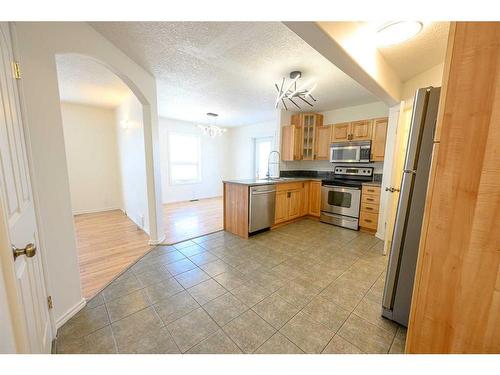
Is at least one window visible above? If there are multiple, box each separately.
[168,133,201,184]
[254,137,274,179]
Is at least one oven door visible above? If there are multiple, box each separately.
[330,145,360,163]
[321,185,361,218]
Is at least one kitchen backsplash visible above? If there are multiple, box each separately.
[280,169,383,182]
[280,160,384,173]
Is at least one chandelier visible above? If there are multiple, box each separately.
[275,71,317,110]
[198,113,227,138]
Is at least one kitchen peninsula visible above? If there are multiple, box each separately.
[223,178,322,238]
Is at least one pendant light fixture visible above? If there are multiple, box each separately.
[198,113,227,138]
[274,71,317,110]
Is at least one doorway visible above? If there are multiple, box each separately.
[254,136,273,179]
[55,54,151,299]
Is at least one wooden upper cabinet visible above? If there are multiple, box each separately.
[281,125,302,161]
[371,118,388,161]
[332,122,350,142]
[308,181,321,217]
[350,120,372,140]
[314,124,332,160]
[301,113,323,160]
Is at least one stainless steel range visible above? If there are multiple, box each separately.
[320,166,374,230]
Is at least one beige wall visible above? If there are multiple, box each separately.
[61,102,122,214]
[401,63,444,102]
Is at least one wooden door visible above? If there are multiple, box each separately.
[288,190,301,220]
[300,182,310,216]
[274,191,288,224]
[0,23,52,353]
[314,125,332,160]
[371,118,388,161]
[281,125,295,161]
[350,120,372,140]
[383,102,413,255]
[308,181,321,217]
[407,22,500,354]
[332,122,350,142]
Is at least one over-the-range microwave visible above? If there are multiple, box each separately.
[330,140,371,163]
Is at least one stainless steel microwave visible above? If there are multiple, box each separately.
[330,141,371,163]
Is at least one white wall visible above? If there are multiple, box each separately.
[159,117,228,203]
[115,94,149,233]
[226,119,279,180]
[60,102,122,214]
[12,22,164,324]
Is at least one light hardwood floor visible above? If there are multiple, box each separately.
[74,210,151,299]
[75,197,224,299]
[162,196,223,244]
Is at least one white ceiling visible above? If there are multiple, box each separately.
[85,22,379,126]
[56,54,132,108]
[377,22,450,82]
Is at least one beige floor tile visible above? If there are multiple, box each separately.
[353,297,398,335]
[252,293,300,329]
[213,270,247,290]
[320,278,368,311]
[389,326,407,354]
[187,279,227,305]
[200,259,234,277]
[275,280,319,309]
[144,277,184,304]
[134,265,172,287]
[106,289,151,322]
[166,307,219,352]
[155,250,187,265]
[86,293,104,309]
[165,258,197,276]
[338,314,395,354]
[249,269,288,293]
[57,325,116,354]
[203,292,248,326]
[223,310,276,353]
[189,251,219,266]
[154,291,200,325]
[231,281,272,307]
[187,329,242,354]
[112,307,179,353]
[254,332,304,354]
[174,268,211,289]
[302,296,350,332]
[179,244,206,257]
[174,240,197,249]
[280,311,335,354]
[102,275,144,302]
[322,335,363,354]
[58,304,110,339]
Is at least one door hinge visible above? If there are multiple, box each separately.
[13,61,21,80]
[47,296,53,310]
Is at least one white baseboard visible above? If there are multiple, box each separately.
[375,232,385,241]
[55,298,86,329]
[149,234,166,246]
[72,206,122,215]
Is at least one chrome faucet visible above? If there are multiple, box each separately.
[266,150,281,180]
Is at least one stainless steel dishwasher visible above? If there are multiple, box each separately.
[249,185,276,233]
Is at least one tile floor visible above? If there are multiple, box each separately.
[56,219,406,354]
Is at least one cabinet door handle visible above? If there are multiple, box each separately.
[365,219,372,223]
[366,207,373,211]
[367,198,374,202]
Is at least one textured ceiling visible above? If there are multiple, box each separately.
[56,54,132,108]
[88,22,379,126]
[377,22,450,82]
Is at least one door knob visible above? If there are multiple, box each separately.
[12,243,37,260]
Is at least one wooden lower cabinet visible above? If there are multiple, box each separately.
[274,191,289,224]
[308,181,321,217]
[359,185,381,232]
[288,189,302,220]
[274,180,321,224]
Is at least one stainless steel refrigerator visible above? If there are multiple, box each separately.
[382,86,441,327]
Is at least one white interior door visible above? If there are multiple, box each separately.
[0,22,52,353]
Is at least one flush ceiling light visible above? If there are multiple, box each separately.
[198,113,227,138]
[274,71,317,111]
[376,21,423,46]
